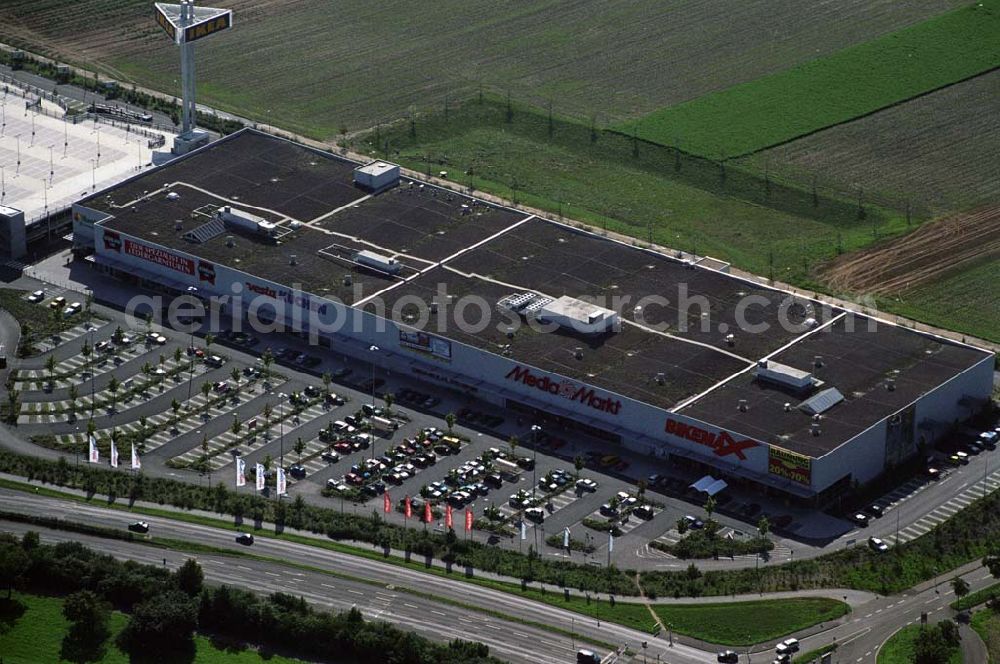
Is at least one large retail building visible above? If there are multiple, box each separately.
[71,129,994,505]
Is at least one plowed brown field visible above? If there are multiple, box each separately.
[821,206,1000,295]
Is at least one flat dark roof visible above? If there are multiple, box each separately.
[81,130,990,452]
[680,316,989,456]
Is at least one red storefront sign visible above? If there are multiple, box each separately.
[664,418,759,461]
[504,365,622,415]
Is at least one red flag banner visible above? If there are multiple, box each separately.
[383,492,391,514]
[423,501,432,524]
[404,495,412,519]
[465,508,473,533]
[445,504,453,529]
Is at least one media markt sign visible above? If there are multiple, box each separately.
[504,365,622,415]
[664,418,760,461]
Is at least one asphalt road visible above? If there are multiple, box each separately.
[4,487,998,663]
[0,489,718,664]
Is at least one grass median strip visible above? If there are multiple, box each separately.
[951,581,1000,611]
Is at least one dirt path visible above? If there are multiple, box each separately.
[820,206,1000,295]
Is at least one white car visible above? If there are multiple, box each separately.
[333,420,355,433]
[27,290,45,303]
[868,537,889,553]
[63,302,83,317]
[576,478,599,492]
[776,638,800,655]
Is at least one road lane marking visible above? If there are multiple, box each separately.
[347,590,363,596]
[321,583,336,589]
[430,610,446,617]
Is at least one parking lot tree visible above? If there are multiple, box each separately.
[677,517,689,535]
[204,333,214,355]
[171,398,181,418]
[704,495,717,522]
[574,455,585,479]
[384,391,394,415]
[200,434,209,458]
[68,384,79,419]
[262,348,274,378]
[637,478,648,503]
[173,346,182,364]
[81,339,91,363]
[4,388,19,424]
[262,402,273,427]
[508,435,519,458]
[45,353,57,387]
[230,415,241,436]
[49,304,62,328]
[321,370,331,393]
[138,415,148,438]
[107,376,119,411]
[200,381,211,402]
[952,577,970,604]
[445,411,456,434]
[112,326,123,344]
[294,437,305,461]
[141,361,152,386]
[158,353,166,370]
[262,455,272,473]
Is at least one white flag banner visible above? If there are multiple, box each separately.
[520,520,527,541]
[131,444,141,470]
[88,435,99,464]
[276,468,287,496]
[608,531,614,553]
[110,440,119,468]
[236,459,246,487]
[255,463,266,491]
[563,527,570,549]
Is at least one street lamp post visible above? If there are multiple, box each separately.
[531,424,541,498]
[369,345,379,460]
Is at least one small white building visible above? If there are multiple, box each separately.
[537,295,619,335]
[353,161,400,193]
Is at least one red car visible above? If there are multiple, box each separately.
[334,441,353,454]
[345,472,363,486]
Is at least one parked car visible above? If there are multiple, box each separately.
[868,537,889,553]
[288,465,306,479]
[49,296,67,309]
[524,507,545,523]
[851,513,870,527]
[776,638,799,655]
[864,504,884,518]
[683,515,704,529]
[322,450,340,463]
[127,521,149,534]
[27,290,45,303]
[633,505,654,520]
[64,302,83,317]
[717,651,739,664]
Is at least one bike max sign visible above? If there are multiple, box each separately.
[664,418,760,461]
[504,366,622,415]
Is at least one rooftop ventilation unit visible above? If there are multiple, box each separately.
[754,360,817,394]
[225,235,235,248]
[738,399,748,413]
[289,254,297,266]
[655,372,666,386]
[216,206,277,241]
[814,355,824,368]
[536,295,618,335]
[353,250,401,275]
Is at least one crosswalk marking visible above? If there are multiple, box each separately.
[892,467,1000,544]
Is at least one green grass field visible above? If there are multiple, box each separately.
[878,256,1000,344]
[877,624,962,664]
[0,593,309,664]
[972,609,1000,663]
[357,98,910,285]
[0,0,969,138]
[652,598,848,647]
[619,0,1000,158]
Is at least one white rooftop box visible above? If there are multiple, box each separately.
[754,360,813,391]
[354,161,400,193]
[537,295,618,335]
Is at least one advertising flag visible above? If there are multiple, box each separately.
[520,520,527,541]
[383,492,391,514]
[110,440,119,468]
[276,468,287,496]
[404,495,412,519]
[445,504,453,529]
[236,458,246,487]
[88,435,99,463]
[131,443,141,470]
[563,527,570,549]
[255,463,266,491]
[465,508,473,533]
[423,501,432,524]
[608,531,614,553]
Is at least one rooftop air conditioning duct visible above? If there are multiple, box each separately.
[725,333,735,347]
[810,423,822,437]
[655,372,666,386]
[225,236,235,248]
[814,355,824,368]
[738,399,748,413]
[574,347,583,360]
[289,254,297,266]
